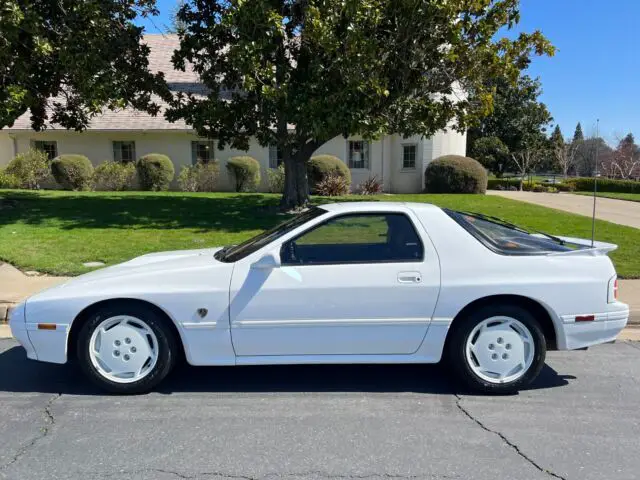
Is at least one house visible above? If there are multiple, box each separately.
[0,35,466,193]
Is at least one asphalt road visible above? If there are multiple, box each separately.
[1,339,639,480]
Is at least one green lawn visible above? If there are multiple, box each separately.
[574,191,640,203]
[1,189,639,278]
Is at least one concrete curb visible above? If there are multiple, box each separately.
[0,324,11,339]
[0,303,12,324]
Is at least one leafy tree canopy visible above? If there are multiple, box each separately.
[0,0,168,131]
[469,136,509,176]
[550,125,564,147]
[467,74,552,156]
[168,0,554,208]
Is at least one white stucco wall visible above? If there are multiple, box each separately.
[0,133,14,166]
[1,129,465,193]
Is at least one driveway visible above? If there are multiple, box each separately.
[1,338,639,480]
[487,191,640,229]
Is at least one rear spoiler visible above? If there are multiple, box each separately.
[544,235,618,257]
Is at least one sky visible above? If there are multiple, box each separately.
[137,0,640,145]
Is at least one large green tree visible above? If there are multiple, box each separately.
[169,0,554,209]
[469,136,510,177]
[466,74,552,157]
[0,0,168,131]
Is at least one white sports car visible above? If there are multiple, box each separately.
[9,202,629,394]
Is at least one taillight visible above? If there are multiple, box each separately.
[608,276,618,303]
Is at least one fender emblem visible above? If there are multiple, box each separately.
[197,308,208,318]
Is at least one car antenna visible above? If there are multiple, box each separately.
[591,118,600,247]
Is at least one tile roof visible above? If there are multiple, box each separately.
[7,34,200,132]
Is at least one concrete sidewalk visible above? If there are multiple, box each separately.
[0,263,69,322]
[487,190,640,229]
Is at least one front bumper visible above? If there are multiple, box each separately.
[558,302,629,350]
[8,302,38,360]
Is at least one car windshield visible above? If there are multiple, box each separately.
[215,207,328,263]
[445,209,587,255]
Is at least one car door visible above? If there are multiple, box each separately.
[228,209,441,357]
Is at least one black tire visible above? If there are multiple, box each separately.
[76,302,179,394]
[447,303,546,394]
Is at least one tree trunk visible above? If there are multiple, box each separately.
[280,156,310,210]
[519,177,524,191]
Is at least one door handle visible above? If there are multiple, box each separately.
[398,271,422,283]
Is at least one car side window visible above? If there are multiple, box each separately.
[280,213,424,265]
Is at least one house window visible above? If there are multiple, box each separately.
[402,144,417,170]
[191,140,215,164]
[269,144,283,168]
[348,140,370,169]
[32,141,58,160]
[112,141,136,163]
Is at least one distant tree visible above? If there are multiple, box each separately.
[550,125,563,148]
[552,136,579,178]
[166,0,187,34]
[510,125,548,190]
[572,123,584,143]
[169,1,554,209]
[0,0,168,131]
[467,74,553,160]
[575,136,613,177]
[540,124,564,173]
[601,133,640,179]
[470,137,510,177]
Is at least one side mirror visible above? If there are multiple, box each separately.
[250,252,281,270]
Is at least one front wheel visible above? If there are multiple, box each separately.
[447,304,546,394]
[76,303,179,394]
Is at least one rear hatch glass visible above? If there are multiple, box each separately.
[444,210,589,255]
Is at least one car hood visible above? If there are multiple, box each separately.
[31,247,228,299]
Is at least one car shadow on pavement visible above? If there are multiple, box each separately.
[0,344,572,396]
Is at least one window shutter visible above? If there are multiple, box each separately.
[191,141,197,165]
[364,141,370,169]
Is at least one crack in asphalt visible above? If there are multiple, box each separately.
[95,470,459,480]
[0,393,61,474]
[453,394,566,480]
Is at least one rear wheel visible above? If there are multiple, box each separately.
[77,303,178,394]
[447,304,546,394]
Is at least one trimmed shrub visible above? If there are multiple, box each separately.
[266,164,285,193]
[5,149,50,189]
[51,154,94,190]
[307,155,351,192]
[424,155,488,194]
[358,175,383,195]
[93,161,137,191]
[177,161,221,192]
[136,154,175,191]
[564,177,640,194]
[226,156,261,192]
[0,169,21,189]
[315,173,350,196]
[487,178,522,190]
[555,182,576,192]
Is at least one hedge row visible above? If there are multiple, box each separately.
[488,177,640,194]
[564,177,640,194]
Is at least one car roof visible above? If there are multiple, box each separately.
[319,201,441,213]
